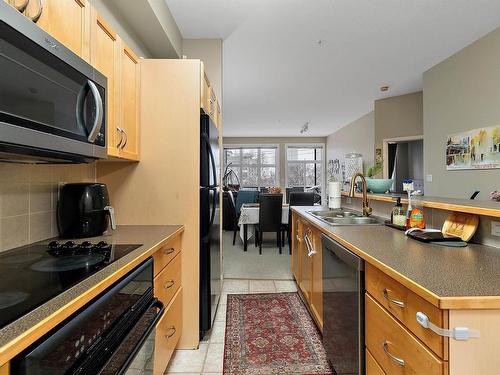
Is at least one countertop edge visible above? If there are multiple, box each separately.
[341,191,500,218]
[292,207,500,310]
[0,225,184,366]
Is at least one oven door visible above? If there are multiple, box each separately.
[10,258,162,375]
[0,2,107,162]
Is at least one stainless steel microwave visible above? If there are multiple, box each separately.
[0,2,107,163]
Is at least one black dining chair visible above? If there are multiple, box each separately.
[285,192,315,253]
[286,187,304,204]
[256,193,283,255]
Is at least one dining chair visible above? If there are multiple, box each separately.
[285,192,315,253]
[233,190,258,245]
[286,187,304,204]
[256,193,283,255]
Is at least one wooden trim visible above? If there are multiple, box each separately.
[342,192,500,218]
[0,227,184,366]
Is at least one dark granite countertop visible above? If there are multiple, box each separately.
[0,225,183,365]
[292,206,500,309]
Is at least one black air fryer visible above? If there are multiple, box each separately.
[57,183,116,238]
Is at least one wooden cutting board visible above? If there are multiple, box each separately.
[442,212,479,241]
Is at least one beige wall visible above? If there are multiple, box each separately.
[374,91,423,149]
[423,27,500,200]
[223,137,327,188]
[0,163,95,252]
[326,111,375,178]
[183,39,223,103]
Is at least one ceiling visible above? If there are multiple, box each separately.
[166,0,500,137]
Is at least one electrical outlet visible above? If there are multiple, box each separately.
[492,222,500,237]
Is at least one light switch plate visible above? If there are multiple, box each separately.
[426,174,433,182]
[492,222,500,237]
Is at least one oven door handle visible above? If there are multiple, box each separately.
[116,298,165,375]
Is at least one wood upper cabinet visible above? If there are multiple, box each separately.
[24,0,91,60]
[118,42,140,161]
[90,10,120,157]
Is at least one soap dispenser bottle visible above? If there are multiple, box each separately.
[391,197,406,227]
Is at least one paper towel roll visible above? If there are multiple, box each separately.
[329,197,341,209]
[328,181,342,198]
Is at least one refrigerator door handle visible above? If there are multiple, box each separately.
[202,133,217,188]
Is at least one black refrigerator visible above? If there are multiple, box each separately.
[200,113,221,338]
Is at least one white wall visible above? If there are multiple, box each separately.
[326,111,375,178]
[423,27,500,200]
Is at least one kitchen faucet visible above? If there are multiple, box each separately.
[349,173,373,217]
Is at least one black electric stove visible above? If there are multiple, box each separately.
[0,240,141,330]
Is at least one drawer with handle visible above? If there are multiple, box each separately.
[365,263,447,359]
[366,294,446,375]
[153,234,182,275]
[155,252,181,307]
[154,287,183,374]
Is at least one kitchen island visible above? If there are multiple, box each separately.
[291,206,500,375]
[0,225,184,373]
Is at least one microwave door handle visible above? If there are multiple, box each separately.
[87,81,103,143]
[76,80,103,143]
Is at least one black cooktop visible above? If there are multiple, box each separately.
[0,240,141,330]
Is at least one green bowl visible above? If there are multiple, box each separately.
[365,178,393,193]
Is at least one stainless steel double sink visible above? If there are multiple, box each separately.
[307,208,383,226]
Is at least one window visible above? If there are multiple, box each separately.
[286,145,325,194]
[223,145,279,188]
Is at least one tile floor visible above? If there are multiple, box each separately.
[164,278,298,374]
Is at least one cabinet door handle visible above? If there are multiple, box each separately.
[164,280,175,289]
[15,0,29,12]
[165,326,176,339]
[121,129,128,149]
[27,0,43,23]
[383,288,405,308]
[164,247,175,255]
[383,340,405,366]
[295,234,302,243]
[116,128,124,148]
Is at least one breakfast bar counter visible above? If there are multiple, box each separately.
[292,206,500,309]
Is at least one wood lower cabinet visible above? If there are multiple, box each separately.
[291,212,323,330]
[366,349,386,375]
[152,232,183,374]
[366,294,446,374]
[24,0,91,60]
[154,288,182,375]
[366,263,447,359]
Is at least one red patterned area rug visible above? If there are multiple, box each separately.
[223,293,334,375]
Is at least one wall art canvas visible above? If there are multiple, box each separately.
[446,125,500,170]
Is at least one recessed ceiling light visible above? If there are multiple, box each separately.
[380,85,390,92]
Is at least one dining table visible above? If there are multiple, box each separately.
[238,203,290,251]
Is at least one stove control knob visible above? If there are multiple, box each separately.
[64,241,76,248]
[80,241,92,249]
[97,241,109,248]
[48,241,60,249]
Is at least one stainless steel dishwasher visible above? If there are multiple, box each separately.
[322,234,364,375]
